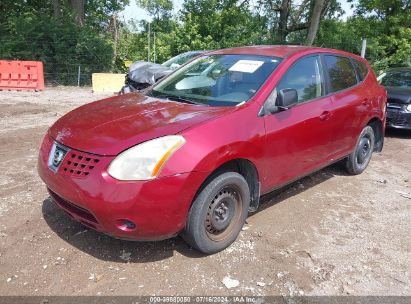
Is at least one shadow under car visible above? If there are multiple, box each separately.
[41,163,348,261]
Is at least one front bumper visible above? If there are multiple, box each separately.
[386,104,411,129]
[38,135,208,241]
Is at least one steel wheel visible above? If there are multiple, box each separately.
[356,134,373,166]
[205,186,242,242]
[182,172,250,254]
[345,125,375,175]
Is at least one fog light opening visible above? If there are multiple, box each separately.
[116,219,137,231]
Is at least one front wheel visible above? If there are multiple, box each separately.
[345,125,375,175]
[181,172,250,254]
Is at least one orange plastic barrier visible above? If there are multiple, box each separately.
[0,60,45,91]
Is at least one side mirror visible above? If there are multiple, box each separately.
[277,88,298,110]
[259,88,299,116]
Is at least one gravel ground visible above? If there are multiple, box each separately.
[0,87,410,296]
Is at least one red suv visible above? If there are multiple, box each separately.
[38,46,387,254]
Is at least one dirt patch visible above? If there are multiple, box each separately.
[0,87,410,296]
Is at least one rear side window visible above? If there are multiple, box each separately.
[353,59,368,81]
[324,55,358,92]
[276,55,324,103]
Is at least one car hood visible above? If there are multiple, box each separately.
[386,86,411,104]
[49,92,233,156]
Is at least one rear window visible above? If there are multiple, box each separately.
[325,55,358,92]
[353,59,368,81]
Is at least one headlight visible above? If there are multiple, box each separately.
[407,104,411,112]
[108,135,185,181]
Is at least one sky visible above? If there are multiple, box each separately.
[120,0,355,23]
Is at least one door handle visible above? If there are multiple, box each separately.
[319,111,331,121]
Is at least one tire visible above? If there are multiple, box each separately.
[182,172,250,254]
[345,125,375,175]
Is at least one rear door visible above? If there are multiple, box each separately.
[322,55,365,158]
[262,55,335,189]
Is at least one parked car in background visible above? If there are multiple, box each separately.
[378,67,411,129]
[38,46,386,254]
[120,51,205,94]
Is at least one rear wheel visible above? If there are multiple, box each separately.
[182,172,250,254]
[345,125,375,175]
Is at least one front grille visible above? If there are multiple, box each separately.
[48,189,98,224]
[395,117,408,127]
[59,150,101,178]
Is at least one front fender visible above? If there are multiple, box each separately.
[159,104,266,179]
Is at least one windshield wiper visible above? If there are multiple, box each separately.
[167,94,206,106]
[148,90,207,106]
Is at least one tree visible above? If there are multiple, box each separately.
[2,0,409,85]
[346,0,411,68]
[306,0,329,45]
[0,0,130,83]
[176,0,265,49]
[315,0,411,71]
[257,0,340,44]
[52,0,61,18]
[136,0,173,21]
[85,0,129,28]
[277,0,291,42]
[70,0,85,26]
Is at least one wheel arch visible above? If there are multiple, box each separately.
[367,117,384,152]
[193,158,261,213]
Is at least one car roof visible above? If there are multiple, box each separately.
[207,45,362,60]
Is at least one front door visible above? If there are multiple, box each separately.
[262,55,335,191]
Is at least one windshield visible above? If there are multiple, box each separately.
[150,54,282,106]
[381,70,411,87]
[162,52,203,69]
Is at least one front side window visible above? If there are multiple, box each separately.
[325,55,358,92]
[276,55,324,103]
[150,54,282,106]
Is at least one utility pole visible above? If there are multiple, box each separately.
[361,39,367,58]
[77,65,81,87]
[147,22,151,62]
[112,13,119,70]
[153,31,156,64]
